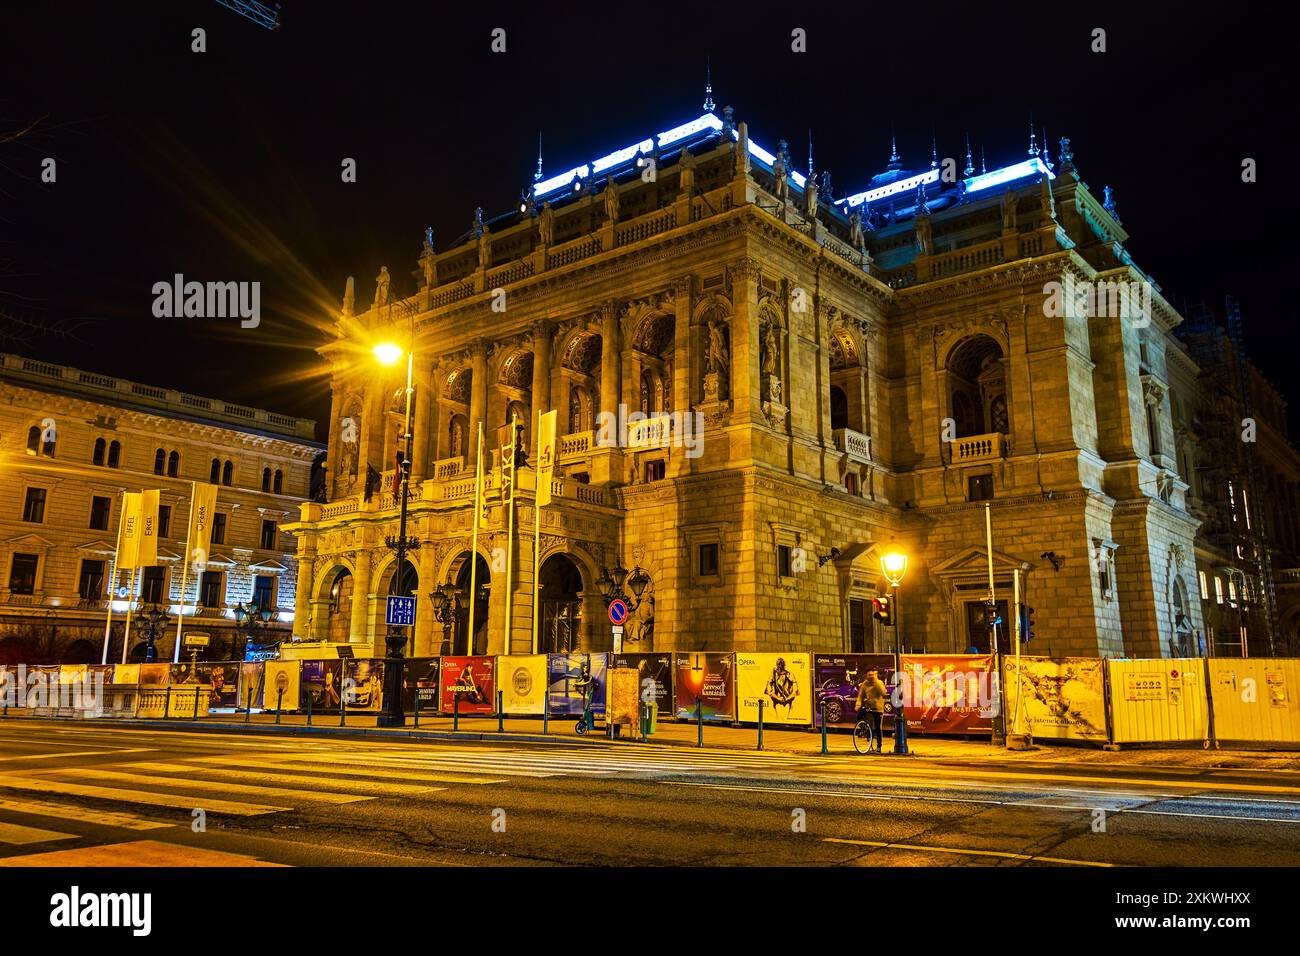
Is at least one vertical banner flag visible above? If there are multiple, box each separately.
[187,482,218,571]
[117,492,144,571]
[137,489,160,568]
[536,409,558,507]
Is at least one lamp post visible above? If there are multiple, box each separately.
[596,561,651,649]
[880,549,909,755]
[430,582,462,657]
[232,600,273,661]
[137,604,171,663]
[373,341,416,727]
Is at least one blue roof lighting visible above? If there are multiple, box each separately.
[962,156,1054,193]
[840,169,941,208]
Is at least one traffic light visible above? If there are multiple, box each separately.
[872,595,893,626]
[982,601,1002,631]
[1019,605,1036,643]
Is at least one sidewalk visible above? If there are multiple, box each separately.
[11,709,1300,774]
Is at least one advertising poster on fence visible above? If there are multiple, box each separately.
[547,653,607,716]
[57,664,87,685]
[1002,657,1108,741]
[498,655,546,715]
[440,656,495,714]
[238,661,265,710]
[138,663,170,687]
[302,660,343,712]
[898,654,997,735]
[813,654,896,727]
[735,653,812,725]
[401,658,441,712]
[613,653,673,718]
[169,661,205,685]
[206,662,242,709]
[264,661,301,712]
[608,668,640,725]
[113,663,140,685]
[87,664,113,690]
[674,653,736,722]
[344,660,385,712]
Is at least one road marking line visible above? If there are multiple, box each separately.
[282,756,571,778]
[0,796,173,831]
[115,762,458,793]
[0,839,286,868]
[0,822,76,845]
[0,775,287,816]
[0,748,155,761]
[821,837,1114,867]
[157,757,507,785]
[28,768,378,804]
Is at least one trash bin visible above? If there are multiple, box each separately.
[641,701,658,736]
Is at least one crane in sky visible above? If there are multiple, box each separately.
[214,1,282,30]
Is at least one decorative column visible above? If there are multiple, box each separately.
[599,302,620,418]
[411,361,433,483]
[325,383,344,498]
[729,257,763,424]
[348,546,372,644]
[531,320,553,418]
[293,552,314,640]
[469,337,488,449]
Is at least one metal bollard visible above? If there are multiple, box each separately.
[696,696,703,748]
[192,688,199,721]
[275,687,284,725]
[497,690,504,733]
[543,701,548,735]
[306,691,312,727]
[820,700,828,755]
[757,699,764,751]
[340,692,346,727]
[245,686,252,723]
[163,688,170,720]
[453,692,459,732]
[412,686,419,728]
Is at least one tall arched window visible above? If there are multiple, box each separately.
[93,438,107,466]
[273,469,283,494]
[154,449,166,475]
[107,440,121,468]
[221,460,233,486]
[261,468,272,492]
[167,450,180,477]
[210,458,221,483]
[26,426,40,456]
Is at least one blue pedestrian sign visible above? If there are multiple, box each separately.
[608,598,629,626]
[386,595,416,627]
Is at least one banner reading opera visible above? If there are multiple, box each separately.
[498,655,547,714]
[674,653,735,722]
[735,653,812,725]
[898,654,998,735]
[547,653,607,716]
[1002,656,1108,742]
[613,653,673,717]
[440,656,495,714]
[813,654,896,727]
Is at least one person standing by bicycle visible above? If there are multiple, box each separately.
[856,670,887,753]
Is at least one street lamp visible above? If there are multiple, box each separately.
[373,340,415,727]
[430,582,462,656]
[232,600,273,661]
[879,549,909,755]
[137,604,171,663]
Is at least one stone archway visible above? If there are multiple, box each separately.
[318,566,353,644]
[447,552,492,656]
[944,334,1008,439]
[538,553,585,654]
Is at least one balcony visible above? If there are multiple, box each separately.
[833,427,872,463]
[947,432,1006,465]
[559,430,595,460]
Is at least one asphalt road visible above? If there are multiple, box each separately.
[0,722,1296,867]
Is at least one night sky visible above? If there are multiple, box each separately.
[2,1,1290,440]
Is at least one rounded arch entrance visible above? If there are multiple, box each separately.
[318,565,354,644]
[446,551,491,656]
[538,552,585,654]
[944,334,1008,438]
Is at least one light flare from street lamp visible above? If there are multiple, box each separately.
[373,342,404,366]
[881,551,908,586]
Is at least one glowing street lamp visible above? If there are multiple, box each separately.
[879,547,910,755]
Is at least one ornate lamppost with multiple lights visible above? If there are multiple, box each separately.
[430,582,463,657]
[232,600,274,661]
[372,340,420,728]
[136,604,171,663]
[880,549,909,755]
[595,560,651,651]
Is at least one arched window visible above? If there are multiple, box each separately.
[261,468,272,492]
[107,440,121,468]
[26,426,40,456]
[93,438,107,466]
[221,460,233,486]
[830,386,848,431]
[154,449,166,475]
[210,459,221,484]
[167,450,180,477]
[273,470,283,494]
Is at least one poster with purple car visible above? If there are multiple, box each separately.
[813,654,896,727]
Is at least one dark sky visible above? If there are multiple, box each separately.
[2,1,1291,440]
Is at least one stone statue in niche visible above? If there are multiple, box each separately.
[761,322,779,376]
[373,267,390,307]
[706,318,730,377]
[604,176,619,223]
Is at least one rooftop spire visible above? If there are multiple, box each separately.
[888,122,901,170]
[1027,112,1040,158]
[703,57,715,113]
[963,132,975,177]
[1041,126,1052,171]
[534,132,543,183]
[981,145,987,174]
[930,126,938,170]
[808,128,814,178]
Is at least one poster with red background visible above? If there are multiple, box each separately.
[898,653,998,734]
[440,656,496,714]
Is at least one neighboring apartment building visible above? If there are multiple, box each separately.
[284,104,1259,659]
[0,354,321,663]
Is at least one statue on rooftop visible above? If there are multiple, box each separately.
[538,202,554,247]
[1001,190,1018,232]
[471,207,485,238]
[772,140,790,205]
[804,172,819,219]
[373,266,390,307]
[849,209,865,249]
[423,226,435,258]
[604,176,619,223]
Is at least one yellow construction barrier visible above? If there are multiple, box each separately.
[1208,659,1300,745]
[1106,658,1209,745]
